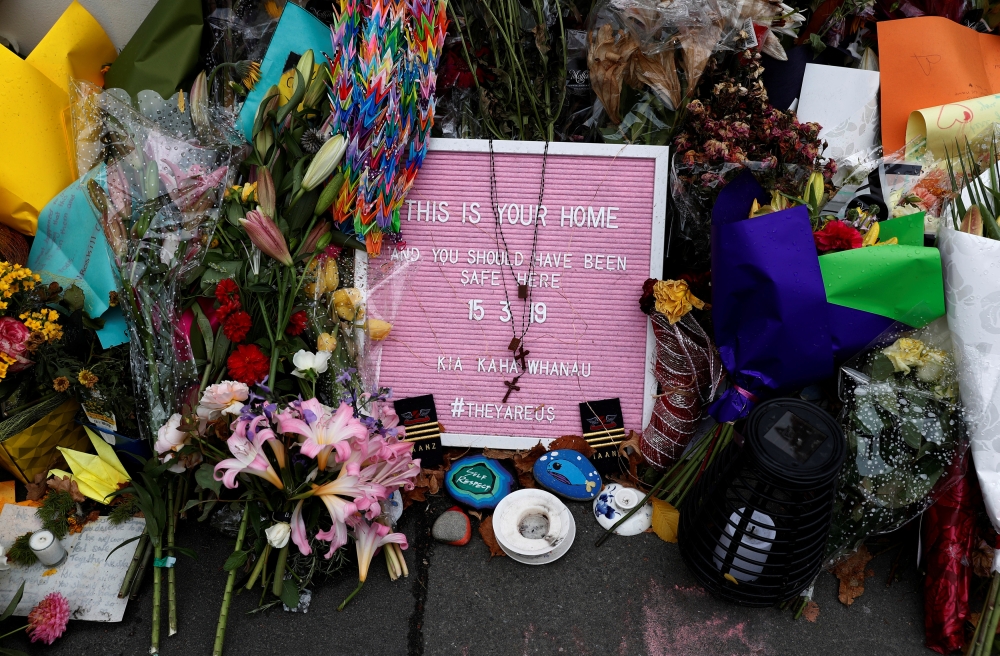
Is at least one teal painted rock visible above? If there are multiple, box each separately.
[533,450,601,501]
[445,456,513,509]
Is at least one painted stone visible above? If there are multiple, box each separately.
[432,506,472,546]
[445,455,513,509]
[533,450,601,501]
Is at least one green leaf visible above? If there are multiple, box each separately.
[195,463,222,496]
[286,188,320,232]
[211,331,231,371]
[279,579,300,609]
[197,498,217,523]
[901,421,922,450]
[63,285,86,312]
[223,550,248,572]
[105,535,142,561]
[275,70,306,126]
[192,302,214,362]
[0,580,24,621]
[172,546,198,560]
[0,647,29,656]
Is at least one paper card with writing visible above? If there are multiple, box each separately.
[394,394,443,468]
[376,140,667,449]
[0,504,145,621]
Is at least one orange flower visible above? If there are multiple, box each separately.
[52,377,70,392]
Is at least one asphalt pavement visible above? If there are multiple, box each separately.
[3,494,936,656]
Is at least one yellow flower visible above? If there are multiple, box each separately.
[882,338,926,374]
[317,332,337,352]
[862,222,879,247]
[108,291,119,307]
[77,369,98,388]
[53,376,70,392]
[917,347,948,383]
[652,280,705,324]
[241,181,258,204]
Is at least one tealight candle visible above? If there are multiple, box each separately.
[29,530,66,566]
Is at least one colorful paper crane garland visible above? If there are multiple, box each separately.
[330,0,448,256]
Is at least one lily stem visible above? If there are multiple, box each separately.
[213,504,248,656]
[337,580,364,611]
[167,478,177,637]
[151,542,162,655]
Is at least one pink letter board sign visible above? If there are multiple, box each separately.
[375,139,668,449]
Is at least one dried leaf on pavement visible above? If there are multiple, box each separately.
[479,514,506,558]
[802,601,820,622]
[831,545,874,606]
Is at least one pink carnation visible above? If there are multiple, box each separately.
[27,592,71,645]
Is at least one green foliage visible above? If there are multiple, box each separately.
[6,534,37,567]
[108,493,141,525]
[36,490,76,539]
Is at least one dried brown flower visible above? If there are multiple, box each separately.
[52,377,70,393]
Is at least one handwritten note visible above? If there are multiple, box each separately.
[878,17,1000,153]
[0,504,144,622]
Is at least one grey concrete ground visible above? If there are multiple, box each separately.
[4,495,935,656]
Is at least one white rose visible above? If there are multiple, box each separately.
[0,543,9,571]
[265,522,291,549]
[291,350,331,378]
[154,414,187,455]
[197,381,250,421]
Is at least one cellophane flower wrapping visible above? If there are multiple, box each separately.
[922,471,978,654]
[640,311,722,468]
[354,253,418,396]
[72,83,235,440]
[827,319,969,561]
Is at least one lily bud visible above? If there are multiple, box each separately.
[241,209,293,266]
[301,135,346,191]
[296,50,316,90]
[190,71,210,135]
[256,167,276,218]
[254,124,274,159]
[252,84,281,134]
[301,221,331,257]
[303,66,329,109]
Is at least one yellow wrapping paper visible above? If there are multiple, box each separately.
[0,1,116,236]
[906,93,1000,158]
[0,398,89,484]
[51,426,130,503]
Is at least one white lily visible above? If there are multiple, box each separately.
[292,350,332,378]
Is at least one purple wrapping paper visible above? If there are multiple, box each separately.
[709,171,833,421]
[706,169,908,422]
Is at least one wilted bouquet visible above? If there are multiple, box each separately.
[829,329,967,559]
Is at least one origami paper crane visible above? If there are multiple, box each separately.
[50,426,130,503]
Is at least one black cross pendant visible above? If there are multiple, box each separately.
[502,376,521,403]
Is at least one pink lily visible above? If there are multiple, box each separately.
[277,399,368,471]
[349,515,407,584]
[310,465,386,558]
[241,209,293,266]
[214,415,283,490]
[291,499,311,556]
[365,452,421,493]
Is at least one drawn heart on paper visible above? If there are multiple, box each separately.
[937,103,974,131]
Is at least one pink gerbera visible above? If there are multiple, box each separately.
[27,592,71,644]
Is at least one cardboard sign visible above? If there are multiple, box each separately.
[376,139,668,448]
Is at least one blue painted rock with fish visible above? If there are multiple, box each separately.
[533,450,601,501]
[445,455,513,509]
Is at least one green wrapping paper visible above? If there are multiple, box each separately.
[818,213,944,328]
[103,0,203,99]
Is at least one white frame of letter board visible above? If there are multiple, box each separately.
[356,138,669,449]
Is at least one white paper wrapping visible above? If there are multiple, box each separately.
[939,226,1000,531]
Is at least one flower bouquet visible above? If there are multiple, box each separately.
[709,168,945,421]
[828,325,968,560]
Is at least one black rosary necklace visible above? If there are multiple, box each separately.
[488,138,549,403]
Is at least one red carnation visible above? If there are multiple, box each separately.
[286,310,308,336]
[814,220,862,254]
[217,300,239,322]
[226,344,270,385]
[215,279,240,306]
[223,310,252,343]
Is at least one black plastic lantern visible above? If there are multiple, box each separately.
[678,398,846,606]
